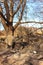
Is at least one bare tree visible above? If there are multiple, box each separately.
[0,0,26,46]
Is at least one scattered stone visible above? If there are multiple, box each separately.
[39,61,43,65]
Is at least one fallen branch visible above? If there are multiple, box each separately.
[0,49,16,56]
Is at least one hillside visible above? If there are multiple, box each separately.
[0,26,43,65]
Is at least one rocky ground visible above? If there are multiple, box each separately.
[0,26,43,65]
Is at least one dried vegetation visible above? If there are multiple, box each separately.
[0,26,43,65]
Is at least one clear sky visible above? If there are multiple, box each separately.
[26,0,43,22]
[0,0,43,30]
[13,0,43,22]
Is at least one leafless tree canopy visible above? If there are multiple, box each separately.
[0,0,26,33]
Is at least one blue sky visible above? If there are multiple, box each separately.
[25,0,43,22]
[13,0,43,22]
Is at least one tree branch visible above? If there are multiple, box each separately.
[0,11,14,32]
[13,0,26,30]
[0,14,8,31]
[13,21,43,24]
[14,21,21,30]
[18,0,26,22]
[20,21,43,24]
[4,0,10,21]
[13,0,23,17]
[0,5,9,31]
[9,0,14,23]
[0,12,9,23]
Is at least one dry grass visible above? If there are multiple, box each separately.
[0,26,43,65]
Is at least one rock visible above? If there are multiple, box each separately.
[33,51,37,54]
[40,43,43,51]
[39,61,43,65]
[36,29,42,35]
[37,55,43,60]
